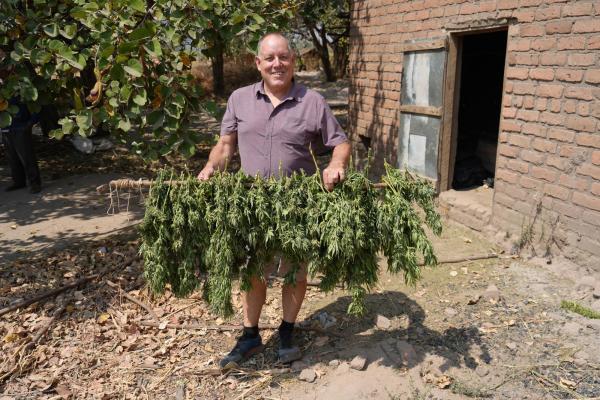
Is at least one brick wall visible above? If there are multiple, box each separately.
[350,0,600,269]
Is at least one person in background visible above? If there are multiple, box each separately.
[0,54,42,194]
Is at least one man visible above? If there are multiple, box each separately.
[197,32,351,368]
[0,50,42,194]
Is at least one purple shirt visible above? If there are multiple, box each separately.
[221,81,348,177]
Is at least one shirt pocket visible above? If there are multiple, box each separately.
[278,117,308,146]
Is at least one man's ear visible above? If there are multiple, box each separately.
[255,56,261,71]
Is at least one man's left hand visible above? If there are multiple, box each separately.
[323,165,346,191]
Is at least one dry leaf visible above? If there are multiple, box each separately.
[10,224,17,229]
[66,304,75,313]
[436,375,453,389]
[97,313,110,324]
[158,321,168,330]
[3,332,20,343]
[559,377,577,389]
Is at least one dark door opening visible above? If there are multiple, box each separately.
[452,30,507,190]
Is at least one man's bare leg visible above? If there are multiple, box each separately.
[242,275,267,327]
[282,280,307,322]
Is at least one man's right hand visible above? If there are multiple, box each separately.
[197,164,215,181]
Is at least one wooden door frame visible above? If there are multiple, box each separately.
[438,26,510,192]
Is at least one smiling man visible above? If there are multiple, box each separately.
[198,32,351,369]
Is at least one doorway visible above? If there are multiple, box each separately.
[450,29,508,190]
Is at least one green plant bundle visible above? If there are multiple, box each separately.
[139,163,442,317]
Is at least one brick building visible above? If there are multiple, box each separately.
[348,0,600,268]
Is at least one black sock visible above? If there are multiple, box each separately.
[278,320,295,349]
[242,325,259,339]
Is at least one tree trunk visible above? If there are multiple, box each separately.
[332,41,348,79]
[211,43,225,96]
[309,25,336,82]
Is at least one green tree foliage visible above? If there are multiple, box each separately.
[140,164,442,317]
[0,0,295,158]
[298,0,349,81]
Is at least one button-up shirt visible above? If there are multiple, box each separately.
[220,81,348,178]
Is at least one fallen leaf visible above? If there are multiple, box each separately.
[66,304,75,313]
[10,224,17,230]
[97,313,110,324]
[463,237,472,243]
[436,374,453,389]
[559,377,577,389]
[158,321,168,330]
[449,271,458,277]
[3,333,20,343]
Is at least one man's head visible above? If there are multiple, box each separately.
[255,33,295,95]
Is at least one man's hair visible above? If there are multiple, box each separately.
[256,32,294,58]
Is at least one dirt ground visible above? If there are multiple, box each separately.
[1,72,599,399]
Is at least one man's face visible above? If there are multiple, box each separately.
[255,35,294,93]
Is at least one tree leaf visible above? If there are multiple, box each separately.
[133,89,147,106]
[118,118,131,132]
[43,23,59,37]
[59,24,78,40]
[128,0,146,13]
[123,59,143,78]
[0,112,12,128]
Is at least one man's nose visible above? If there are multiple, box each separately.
[273,57,283,67]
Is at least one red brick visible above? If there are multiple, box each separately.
[536,84,563,98]
[566,116,597,133]
[520,24,545,37]
[547,128,575,142]
[553,200,583,219]
[507,67,530,80]
[585,69,600,84]
[573,192,600,212]
[498,0,519,9]
[559,174,588,191]
[546,20,573,34]
[513,96,524,107]
[592,151,600,166]
[557,37,586,50]
[544,183,570,200]
[576,133,600,148]
[546,155,567,171]
[509,39,531,52]
[479,0,496,12]
[520,175,543,190]
[508,159,530,173]
[577,163,600,180]
[509,134,531,148]
[525,96,537,109]
[502,119,522,132]
[555,69,583,82]
[578,102,591,117]
[535,5,561,21]
[592,183,600,197]
[503,107,517,118]
[460,2,479,14]
[520,0,542,6]
[540,52,567,66]
[496,169,520,184]
[540,111,565,125]
[522,149,545,164]
[512,82,536,95]
[517,109,540,122]
[522,122,545,136]
[573,19,600,33]
[589,35,600,50]
[568,54,596,67]
[550,99,562,113]
[514,8,536,23]
[563,2,594,17]
[498,144,520,158]
[536,138,558,153]
[531,38,556,51]
[564,87,594,101]
[513,53,540,66]
[535,98,548,111]
[564,100,577,114]
[529,68,554,81]
[531,166,558,182]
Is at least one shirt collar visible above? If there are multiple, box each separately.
[255,79,301,103]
